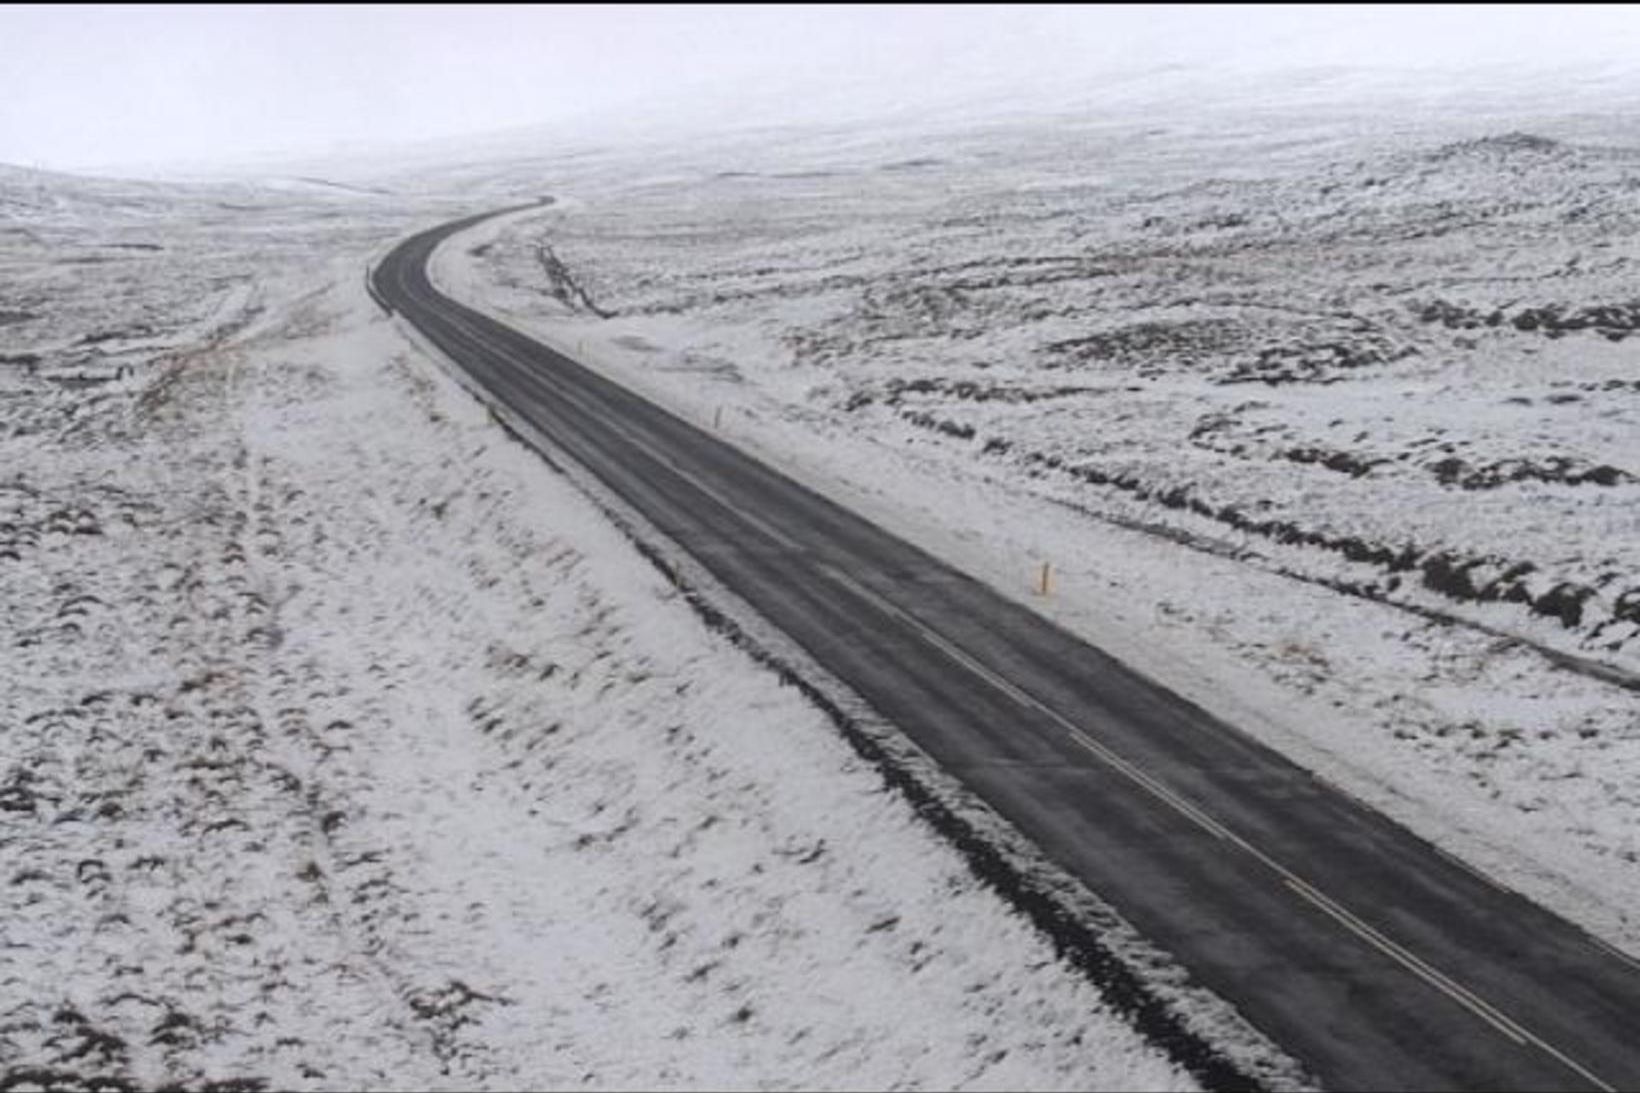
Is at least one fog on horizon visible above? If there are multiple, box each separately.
[5,3,1640,173]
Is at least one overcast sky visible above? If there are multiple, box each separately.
[5,4,1640,171]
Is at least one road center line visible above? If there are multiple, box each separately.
[413,297,809,555]
[813,563,1616,1093]
[379,237,1622,1093]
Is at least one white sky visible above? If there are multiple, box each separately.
[5,4,1640,171]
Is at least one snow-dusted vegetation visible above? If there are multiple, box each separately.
[436,103,1640,957]
[9,72,1640,1090]
[1,168,1214,1088]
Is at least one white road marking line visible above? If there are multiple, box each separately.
[390,245,1620,1093]
[416,297,808,555]
[816,563,1617,1093]
[1592,937,1640,976]
[1282,877,1524,1046]
[664,462,805,552]
[423,295,806,548]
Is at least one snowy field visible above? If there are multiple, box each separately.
[8,77,1640,1091]
[0,167,1229,1087]
[425,95,1640,960]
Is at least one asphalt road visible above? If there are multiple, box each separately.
[373,207,1640,1092]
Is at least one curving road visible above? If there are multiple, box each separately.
[373,207,1640,1092]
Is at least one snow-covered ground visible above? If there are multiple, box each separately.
[1,166,1229,1088]
[424,99,1640,962]
[10,77,1640,1091]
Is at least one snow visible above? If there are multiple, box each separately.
[14,73,1640,1091]
[425,95,1640,962]
[1,165,1216,1089]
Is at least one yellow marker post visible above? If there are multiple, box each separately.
[1038,561,1051,596]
